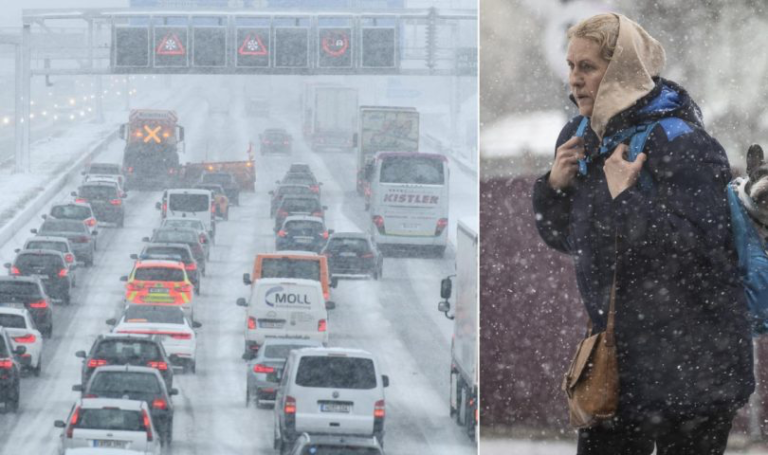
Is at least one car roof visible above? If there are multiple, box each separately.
[52,201,92,209]
[280,195,320,203]
[277,183,312,190]
[99,333,154,341]
[283,215,324,224]
[293,347,375,358]
[254,278,323,288]
[164,217,203,224]
[143,242,192,251]
[79,397,146,411]
[80,181,119,188]
[0,307,29,317]
[166,188,210,195]
[259,251,319,258]
[90,365,161,375]
[16,249,66,258]
[154,227,198,235]
[134,259,184,269]
[260,338,323,349]
[25,236,71,244]
[0,276,41,284]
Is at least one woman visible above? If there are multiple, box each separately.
[532,13,755,455]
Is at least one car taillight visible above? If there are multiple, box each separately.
[247,317,256,330]
[175,284,192,293]
[162,202,167,214]
[199,234,207,244]
[321,231,329,239]
[284,396,296,414]
[253,364,275,374]
[311,211,323,217]
[373,216,385,234]
[310,185,319,193]
[185,262,197,271]
[0,359,13,369]
[67,406,81,438]
[277,209,288,218]
[210,203,215,214]
[374,399,385,418]
[142,410,153,442]
[29,299,48,309]
[318,319,327,332]
[74,198,87,204]
[170,333,191,340]
[65,253,74,263]
[148,361,168,371]
[58,268,68,278]
[13,334,36,344]
[110,199,122,206]
[277,230,286,238]
[126,282,144,292]
[74,236,90,243]
[435,218,449,235]
[85,218,97,227]
[361,252,374,259]
[10,266,20,275]
[152,398,168,410]
[87,359,108,368]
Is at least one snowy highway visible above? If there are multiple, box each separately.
[0,78,477,454]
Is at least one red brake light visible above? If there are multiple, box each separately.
[110,199,122,206]
[29,299,48,309]
[435,218,449,235]
[74,198,87,204]
[10,266,20,276]
[0,359,13,369]
[67,406,81,438]
[318,319,327,332]
[310,186,319,193]
[58,268,68,278]
[247,317,256,330]
[253,364,275,374]
[13,334,36,344]
[311,211,322,217]
[127,167,134,174]
[277,230,287,238]
[277,209,288,218]
[185,262,197,271]
[148,361,168,371]
[65,253,74,263]
[374,399,385,418]
[152,398,167,410]
[373,215,385,234]
[142,410,153,442]
[87,359,108,368]
[361,252,374,258]
[321,231,329,239]
[85,218,97,227]
[199,234,206,244]
[170,333,191,340]
[285,396,296,414]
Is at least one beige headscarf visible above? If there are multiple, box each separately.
[589,14,667,139]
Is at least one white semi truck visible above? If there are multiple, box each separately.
[438,218,478,441]
[302,84,358,152]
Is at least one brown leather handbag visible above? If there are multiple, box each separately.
[561,267,619,428]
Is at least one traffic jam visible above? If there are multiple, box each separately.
[0,80,477,455]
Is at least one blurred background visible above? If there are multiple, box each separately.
[479,0,768,453]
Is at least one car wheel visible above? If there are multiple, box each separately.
[245,388,251,407]
[32,358,41,377]
[274,427,281,450]
[43,327,52,339]
[194,284,200,296]
[280,436,292,455]
[6,382,19,413]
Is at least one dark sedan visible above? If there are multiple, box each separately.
[321,232,384,280]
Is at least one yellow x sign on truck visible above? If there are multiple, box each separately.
[143,125,162,143]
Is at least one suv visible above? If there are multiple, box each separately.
[274,197,327,233]
[145,227,208,270]
[32,219,97,267]
[72,182,126,227]
[6,249,73,304]
[245,339,323,408]
[132,243,201,294]
[82,162,124,186]
[274,348,389,453]
[47,202,98,232]
[0,276,53,338]
[321,233,383,280]
[75,334,174,390]
[269,185,315,218]
[74,365,176,446]
[19,236,78,278]
[200,172,240,205]
[260,128,292,155]
[0,327,24,412]
[288,433,384,455]
[276,216,332,253]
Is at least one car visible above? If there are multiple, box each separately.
[73,365,177,446]
[288,163,313,175]
[131,243,201,294]
[0,327,24,412]
[260,128,293,155]
[75,333,174,390]
[54,398,161,455]
[274,197,328,233]
[269,184,315,218]
[17,236,78,284]
[156,189,216,242]
[243,251,335,302]
[199,172,240,206]
[82,162,124,187]
[0,276,53,338]
[276,216,332,253]
[274,348,390,453]
[32,219,97,267]
[108,305,202,374]
[46,202,98,233]
[277,174,322,195]
[0,307,43,376]
[244,339,322,408]
[158,217,212,249]
[321,233,384,280]
[72,181,126,227]
[6,249,73,304]
[288,433,385,455]
[144,227,208,269]
[193,183,230,220]
[83,174,126,198]
[120,260,193,320]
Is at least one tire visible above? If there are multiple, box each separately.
[32,355,42,377]
[6,382,19,413]
[43,326,52,340]
[64,292,71,306]
[245,388,251,407]
[163,419,173,446]
[280,437,292,455]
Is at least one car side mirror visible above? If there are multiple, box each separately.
[169,388,179,396]
[242,273,252,285]
[236,297,247,307]
[440,277,452,300]
[142,237,150,242]
[119,276,128,282]
[330,277,339,289]
[192,321,202,329]
[106,318,116,326]
[325,301,336,310]
[72,384,83,392]
[155,202,161,210]
[438,300,453,321]
[130,254,138,260]
[30,229,38,234]
[14,345,26,356]
[54,420,66,428]
[70,191,77,197]
[75,350,86,359]
[382,375,389,388]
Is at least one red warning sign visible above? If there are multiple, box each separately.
[239,33,268,56]
[321,31,349,57]
[156,33,186,56]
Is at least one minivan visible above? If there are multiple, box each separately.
[236,278,332,356]
[157,189,215,241]
[274,347,389,453]
[243,252,335,303]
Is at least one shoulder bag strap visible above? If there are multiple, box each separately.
[605,235,618,346]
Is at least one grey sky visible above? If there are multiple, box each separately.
[1,0,128,28]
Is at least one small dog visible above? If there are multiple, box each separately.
[737,144,768,241]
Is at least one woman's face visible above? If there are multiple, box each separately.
[567,37,610,117]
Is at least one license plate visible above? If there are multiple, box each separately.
[260,321,283,329]
[402,223,420,229]
[340,252,356,257]
[295,237,312,244]
[93,440,127,448]
[320,402,352,413]
[149,287,168,294]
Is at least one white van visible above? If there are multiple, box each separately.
[273,347,389,452]
[236,278,332,355]
[157,189,215,240]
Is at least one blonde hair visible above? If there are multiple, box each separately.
[567,14,619,62]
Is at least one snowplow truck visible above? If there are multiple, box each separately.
[120,109,185,190]
[179,143,256,192]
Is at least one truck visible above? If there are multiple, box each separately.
[178,143,256,192]
[302,84,358,152]
[438,218,478,441]
[354,106,419,195]
[119,109,185,190]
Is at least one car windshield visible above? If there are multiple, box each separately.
[169,194,209,212]
[282,176,316,186]
[261,258,320,281]
[295,356,377,389]
[153,230,196,244]
[144,247,191,262]
[285,221,324,234]
[0,314,26,329]
[163,219,203,231]
[326,238,370,253]
[0,281,43,300]
[50,205,91,220]
[76,408,146,432]
[40,220,86,234]
[201,173,233,185]
[15,254,63,274]
[301,447,381,455]
[123,306,185,325]
[379,156,445,185]
[25,241,68,254]
[93,340,161,363]
[134,267,185,281]
[281,198,319,212]
[79,185,118,200]
[278,186,312,198]
[90,371,161,394]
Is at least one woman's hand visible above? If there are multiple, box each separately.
[604,144,647,199]
[548,136,585,191]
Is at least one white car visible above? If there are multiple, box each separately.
[82,175,126,198]
[108,305,201,374]
[55,398,161,455]
[0,307,43,376]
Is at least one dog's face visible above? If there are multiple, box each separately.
[746,144,768,210]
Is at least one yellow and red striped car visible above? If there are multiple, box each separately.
[121,260,194,320]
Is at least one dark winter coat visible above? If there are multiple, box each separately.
[532,78,755,418]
